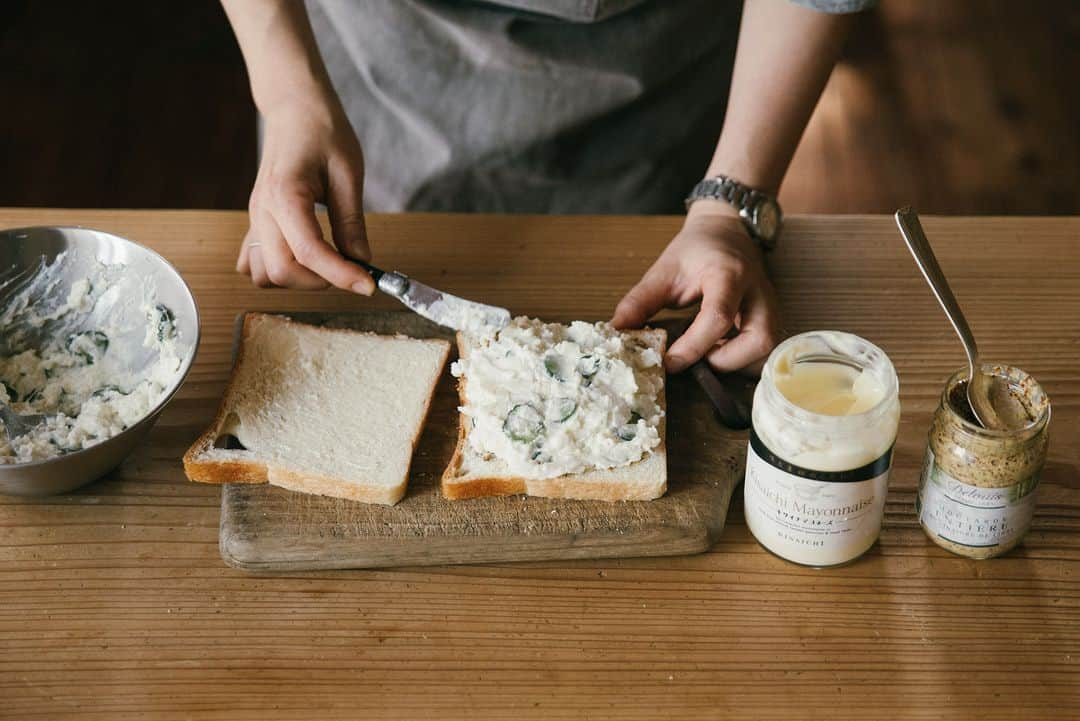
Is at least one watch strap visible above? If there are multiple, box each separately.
[685,176,777,212]
[684,175,782,250]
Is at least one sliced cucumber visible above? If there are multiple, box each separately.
[48,437,78,454]
[617,412,644,441]
[91,385,128,400]
[577,354,600,378]
[503,403,544,443]
[153,304,177,342]
[544,354,568,382]
[551,398,577,422]
[67,330,109,365]
[57,390,76,416]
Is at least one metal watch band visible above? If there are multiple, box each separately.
[684,175,782,250]
[685,176,776,213]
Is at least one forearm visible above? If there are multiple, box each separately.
[705,0,856,195]
[623,1,859,370]
[221,0,337,115]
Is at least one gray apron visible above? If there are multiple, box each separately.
[306,0,872,213]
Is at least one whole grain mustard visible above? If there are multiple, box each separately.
[917,364,1050,559]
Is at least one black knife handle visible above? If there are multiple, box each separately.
[689,360,753,430]
[356,259,384,281]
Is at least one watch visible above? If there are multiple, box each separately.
[684,175,783,250]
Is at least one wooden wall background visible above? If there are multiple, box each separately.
[1,0,1078,215]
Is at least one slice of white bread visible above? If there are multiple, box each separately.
[441,327,667,502]
[183,313,450,506]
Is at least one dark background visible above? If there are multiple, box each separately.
[2,0,1078,214]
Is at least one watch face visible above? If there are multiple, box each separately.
[754,200,781,242]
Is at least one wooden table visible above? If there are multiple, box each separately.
[1,209,1077,720]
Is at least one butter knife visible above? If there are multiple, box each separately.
[664,317,753,430]
[358,260,511,334]
[689,360,753,431]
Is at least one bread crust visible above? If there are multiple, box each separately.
[269,465,406,506]
[182,312,449,506]
[441,327,668,502]
[182,313,264,483]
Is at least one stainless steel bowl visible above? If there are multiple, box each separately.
[0,226,199,495]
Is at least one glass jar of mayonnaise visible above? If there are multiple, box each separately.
[917,364,1050,559]
[743,331,901,567]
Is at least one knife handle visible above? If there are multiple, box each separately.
[356,260,410,298]
[356,259,384,281]
[689,360,753,430]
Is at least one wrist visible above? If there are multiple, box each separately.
[685,174,783,250]
[685,197,743,223]
[254,73,338,120]
[681,206,752,242]
[705,147,782,197]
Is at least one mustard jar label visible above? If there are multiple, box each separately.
[917,447,1039,550]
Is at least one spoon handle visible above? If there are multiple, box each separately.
[894,207,979,365]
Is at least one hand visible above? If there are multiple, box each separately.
[237,102,375,294]
[612,203,782,374]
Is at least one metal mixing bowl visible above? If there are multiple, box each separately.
[0,226,199,495]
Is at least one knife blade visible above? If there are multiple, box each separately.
[689,360,753,430]
[359,260,511,334]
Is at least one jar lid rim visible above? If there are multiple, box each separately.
[941,365,1051,438]
[762,330,900,423]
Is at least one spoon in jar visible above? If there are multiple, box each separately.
[895,207,1005,430]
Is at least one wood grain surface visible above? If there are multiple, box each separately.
[218,310,742,571]
[0,209,1078,720]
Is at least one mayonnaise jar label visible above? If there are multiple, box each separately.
[744,429,893,567]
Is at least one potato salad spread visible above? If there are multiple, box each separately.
[451,317,664,480]
[0,257,184,464]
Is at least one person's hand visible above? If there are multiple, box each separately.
[612,203,782,374]
[237,102,375,294]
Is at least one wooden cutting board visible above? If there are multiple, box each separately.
[219,310,747,571]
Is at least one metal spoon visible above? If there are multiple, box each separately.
[0,405,48,443]
[895,207,1003,429]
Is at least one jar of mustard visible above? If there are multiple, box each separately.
[917,364,1051,559]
